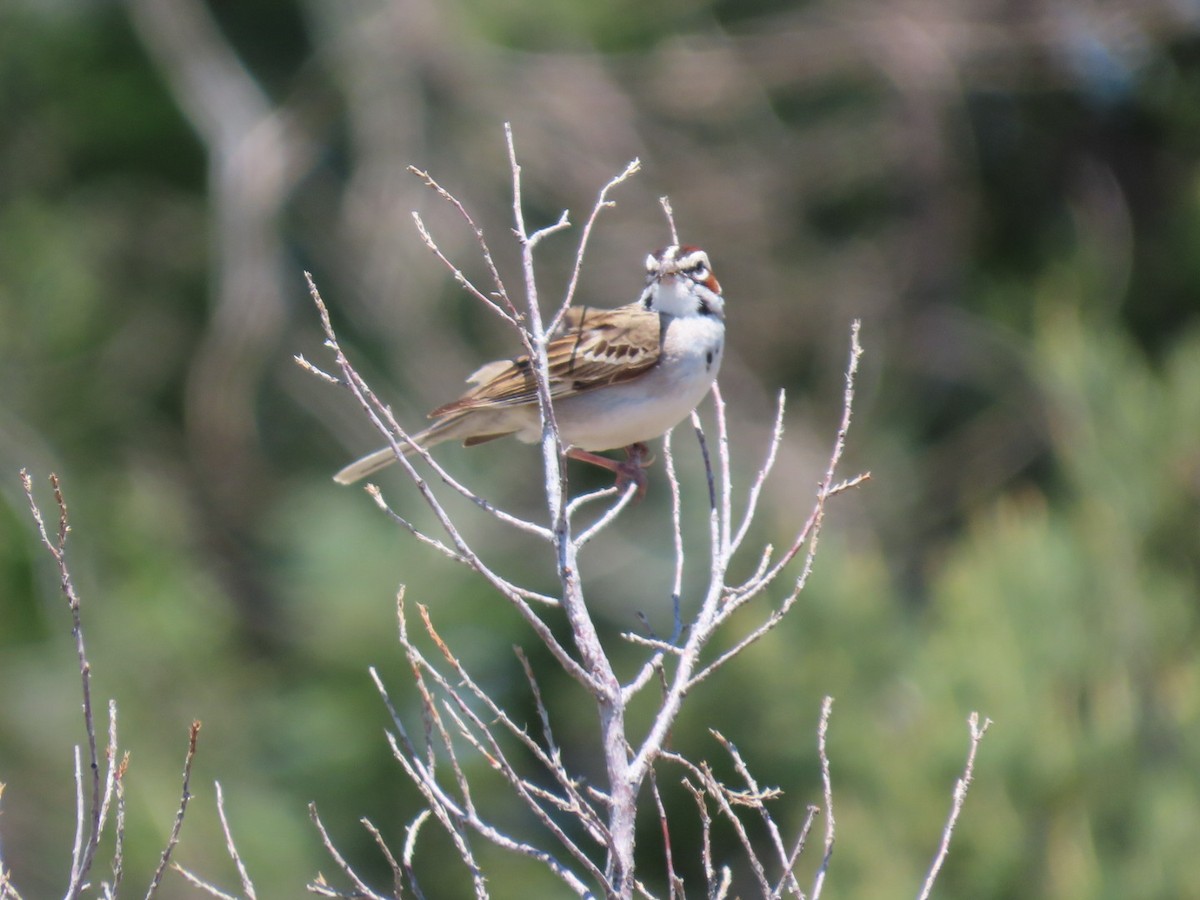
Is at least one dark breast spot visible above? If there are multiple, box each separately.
[706,342,722,371]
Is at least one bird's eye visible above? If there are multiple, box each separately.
[686,263,708,278]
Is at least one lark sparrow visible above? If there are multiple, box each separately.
[333,245,725,489]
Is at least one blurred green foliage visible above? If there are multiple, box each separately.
[2,0,1199,897]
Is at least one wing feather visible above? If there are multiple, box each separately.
[429,305,662,417]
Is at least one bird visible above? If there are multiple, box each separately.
[333,244,725,492]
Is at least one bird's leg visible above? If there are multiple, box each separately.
[567,443,654,497]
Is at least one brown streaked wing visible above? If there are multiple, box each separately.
[429,305,662,416]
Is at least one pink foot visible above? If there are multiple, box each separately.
[567,443,654,498]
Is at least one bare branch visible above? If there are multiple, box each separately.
[361,818,404,900]
[713,385,733,559]
[659,197,680,246]
[687,322,869,689]
[667,753,771,896]
[710,731,799,897]
[293,353,341,386]
[308,804,390,900]
[144,721,201,899]
[415,608,610,858]
[20,471,102,900]
[504,122,569,520]
[810,696,836,900]
[373,624,594,899]
[729,390,788,556]
[303,135,975,900]
[775,806,820,900]
[515,648,561,772]
[621,428,688,702]
[213,782,257,900]
[101,706,129,898]
[0,785,24,900]
[916,713,992,900]
[572,483,639,548]
[648,771,681,900]
[407,165,516,322]
[552,158,642,331]
[681,779,716,899]
[528,209,573,247]
[304,274,588,684]
[402,811,431,899]
[565,484,623,517]
[171,865,240,900]
[410,208,516,326]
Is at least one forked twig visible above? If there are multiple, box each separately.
[552,158,642,332]
[408,165,517,323]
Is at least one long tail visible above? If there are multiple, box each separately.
[332,414,507,485]
[333,446,404,485]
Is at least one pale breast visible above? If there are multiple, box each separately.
[552,314,724,450]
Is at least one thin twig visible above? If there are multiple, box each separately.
[305,273,588,684]
[361,818,404,900]
[711,730,799,898]
[713,384,733,560]
[572,482,639,548]
[565,485,621,516]
[308,804,389,900]
[649,770,680,900]
[774,805,820,900]
[402,811,431,900]
[377,604,595,898]
[621,428,688,702]
[659,197,680,246]
[293,353,341,385]
[682,779,716,899]
[621,633,683,655]
[214,782,257,900]
[515,647,560,764]
[811,696,836,900]
[416,608,608,849]
[0,785,24,900]
[552,157,642,332]
[20,471,102,900]
[170,865,239,900]
[729,390,787,556]
[688,323,868,688]
[407,165,517,322]
[916,713,992,900]
[663,427,685,640]
[96,701,120,843]
[670,753,771,896]
[144,720,200,899]
[504,122,570,521]
[110,753,128,896]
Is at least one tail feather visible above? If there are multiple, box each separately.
[332,414,516,485]
[333,446,403,485]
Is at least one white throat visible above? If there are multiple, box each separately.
[643,276,724,319]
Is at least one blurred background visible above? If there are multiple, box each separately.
[2,0,1199,896]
